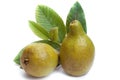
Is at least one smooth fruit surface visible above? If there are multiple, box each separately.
[20,43,58,77]
[60,20,95,76]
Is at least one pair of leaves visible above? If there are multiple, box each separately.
[14,40,60,65]
[29,5,66,43]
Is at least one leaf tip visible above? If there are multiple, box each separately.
[28,20,35,28]
[75,1,80,5]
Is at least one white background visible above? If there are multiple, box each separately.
[0,0,120,80]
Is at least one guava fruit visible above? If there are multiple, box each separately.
[60,20,95,76]
[20,43,58,77]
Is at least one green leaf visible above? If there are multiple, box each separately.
[29,20,49,39]
[36,5,66,42]
[14,48,24,65]
[66,1,87,33]
[14,40,61,65]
